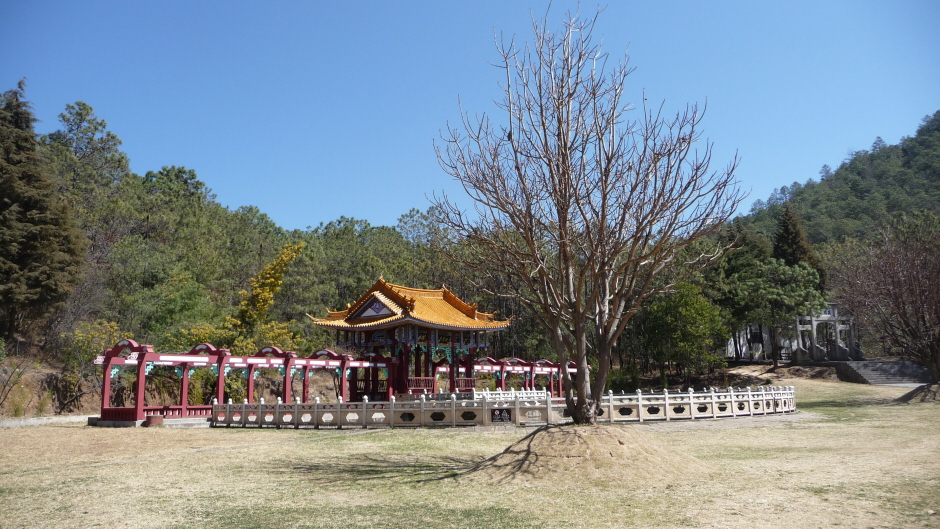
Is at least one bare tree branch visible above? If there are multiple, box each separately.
[432,10,743,423]
[830,213,940,381]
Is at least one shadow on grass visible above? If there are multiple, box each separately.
[181,503,546,529]
[286,454,481,484]
[457,425,580,484]
[284,426,563,485]
[798,397,902,410]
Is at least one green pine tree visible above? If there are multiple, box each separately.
[772,203,825,290]
[0,81,86,340]
[736,259,827,368]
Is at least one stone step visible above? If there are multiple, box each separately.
[857,373,927,380]
[845,361,934,385]
[852,372,933,383]
[158,417,212,429]
[0,415,90,429]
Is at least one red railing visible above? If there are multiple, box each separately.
[100,407,138,421]
[101,405,219,421]
[406,377,435,393]
[453,378,478,391]
[354,380,388,392]
[185,406,213,417]
[142,405,214,418]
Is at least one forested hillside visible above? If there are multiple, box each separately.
[739,111,940,244]
[0,86,553,414]
[729,110,940,373]
[3,81,936,416]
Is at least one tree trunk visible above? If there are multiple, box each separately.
[572,334,596,425]
[923,346,940,383]
[771,326,779,369]
[558,324,597,425]
[587,341,614,423]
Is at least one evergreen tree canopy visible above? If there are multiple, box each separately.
[633,283,727,385]
[696,222,772,331]
[0,81,85,339]
[772,203,825,289]
[734,259,827,366]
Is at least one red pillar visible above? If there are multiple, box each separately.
[215,357,226,404]
[302,366,311,403]
[180,364,190,416]
[247,365,256,403]
[339,359,349,402]
[415,346,421,378]
[349,366,359,401]
[413,346,419,378]
[401,343,412,393]
[389,337,399,395]
[101,360,113,413]
[386,359,396,400]
[134,355,149,420]
[370,346,380,397]
[467,348,475,378]
[370,359,379,397]
[283,358,294,403]
[425,343,432,381]
[449,344,457,393]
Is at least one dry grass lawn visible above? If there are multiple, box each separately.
[1,367,938,528]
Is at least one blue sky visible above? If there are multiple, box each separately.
[3,1,938,231]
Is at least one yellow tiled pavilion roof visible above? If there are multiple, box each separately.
[306,278,509,332]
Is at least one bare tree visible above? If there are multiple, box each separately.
[830,213,940,382]
[432,11,744,424]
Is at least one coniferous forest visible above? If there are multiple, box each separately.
[739,111,940,243]
[2,81,938,415]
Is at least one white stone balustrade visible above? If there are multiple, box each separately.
[209,386,796,429]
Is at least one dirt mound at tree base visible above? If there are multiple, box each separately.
[464,425,711,487]
[779,366,839,380]
[896,384,940,403]
[723,365,838,385]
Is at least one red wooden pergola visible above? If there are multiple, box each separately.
[96,340,227,421]
[445,356,575,397]
[95,338,578,423]
[94,339,397,422]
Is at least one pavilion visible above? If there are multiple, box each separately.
[307,278,510,399]
[92,280,577,425]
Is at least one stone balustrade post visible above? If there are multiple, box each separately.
[636,389,644,423]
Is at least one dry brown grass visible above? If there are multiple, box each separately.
[1,369,938,528]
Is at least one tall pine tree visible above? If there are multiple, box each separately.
[0,81,85,340]
[772,203,825,290]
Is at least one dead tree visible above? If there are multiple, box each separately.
[830,213,940,382]
[433,11,743,424]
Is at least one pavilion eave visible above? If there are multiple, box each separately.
[306,314,508,333]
